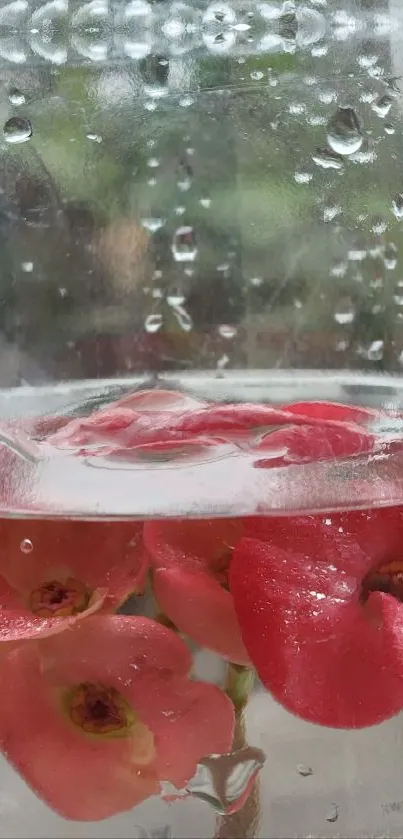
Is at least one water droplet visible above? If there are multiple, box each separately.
[392,194,403,220]
[384,242,398,270]
[171,226,198,262]
[4,116,32,144]
[294,171,312,184]
[371,216,387,235]
[334,300,355,325]
[173,306,193,332]
[21,261,33,272]
[384,123,395,135]
[249,276,263,287]
[175,206,186,216]
[365,339,384,361]
[141,217,166,233]
[326,107,363,156]
[326,804,339,823]
[176,159,193,192]
[323,204,341,222]
[166,289,185,306]
[186,747,266,815]
[297,764,313,777]
[147,157,160,168]
[312,147,344,170]
[372,95,393,118]
[8,87,25,106]
[250,70,264,81]
[86,132,102,143]
[217,353,229,369]
[330,260,347,278]
[20,538,33,554]
[218,324,237,339]
[200,198,211,208]
[179,95,195,108]
[144,313,163,333]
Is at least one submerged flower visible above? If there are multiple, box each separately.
[144,518,249,664]
[46,390,356,458]
[230,510,403,729]
[0,518,147,641]
[0,615,234,820]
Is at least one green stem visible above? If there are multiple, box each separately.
[215,663,261,839]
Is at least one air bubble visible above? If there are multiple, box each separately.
[20,538,33,554]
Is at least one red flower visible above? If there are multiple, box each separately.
[0,518,147,641]
[283,400,378,426]
[144,518,250,664]
[44,390,377,468]
[0,615,234,820]
[252,417,375,468]
[230,509,403,729]
[46,390,343,457]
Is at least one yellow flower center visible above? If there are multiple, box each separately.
[29,577,90,617]
[66,682,135,737]
[63,682,156,763]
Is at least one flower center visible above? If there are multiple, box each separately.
[29,577,90,617]
[66,682,135,737]
[362,560,403,603]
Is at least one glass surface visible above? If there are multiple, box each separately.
[2,1,403,838]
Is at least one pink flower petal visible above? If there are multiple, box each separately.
[41,615,193,685]
[122,670,235,789]
[153,566,250,664]
[144,518,248,662]
[230,524,403,728]
[253,422,375,467]
[284,400,378,426]
[144,518,243,573]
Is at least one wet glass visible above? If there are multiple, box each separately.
[2,0,403,837]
